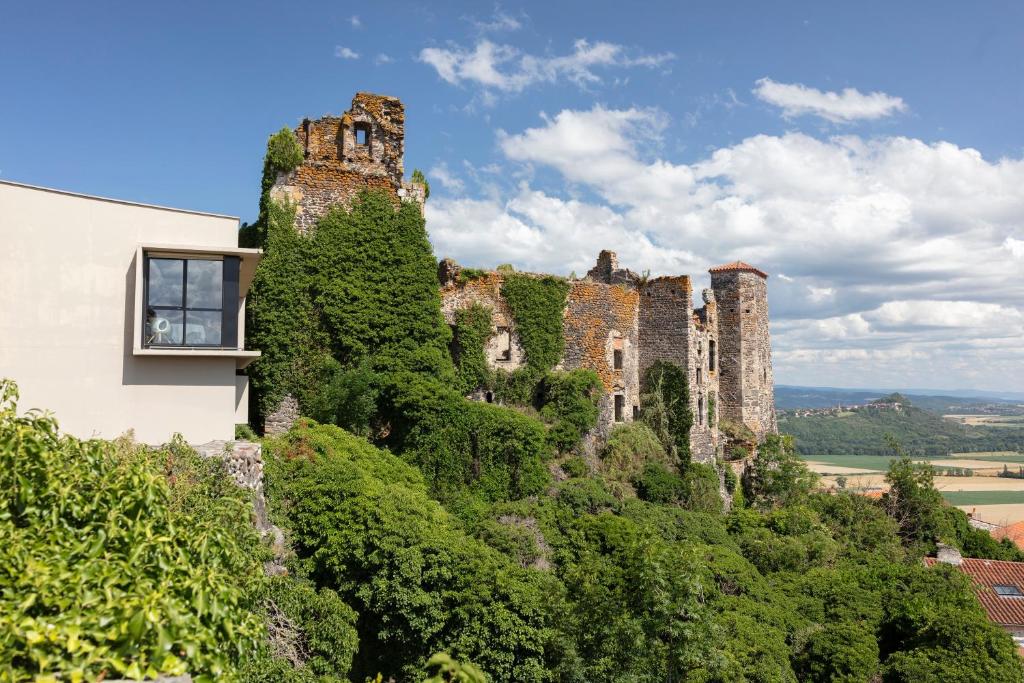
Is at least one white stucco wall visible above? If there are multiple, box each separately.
[0,180,257,444]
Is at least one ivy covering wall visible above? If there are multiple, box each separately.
[499,273,571,373]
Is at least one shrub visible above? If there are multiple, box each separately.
[793,623,879,682]
[639,361,692,460]
[0,381,264,682]
[263,421,561,682]
[601,422,669,481]
[633,462,686,504]
[383,375,551,501]
[538,369,602,453]
[561,456,588,478]
[241,577,359,682]
[680,462,722,513]
[303,357,380,437]
[236,423,258,440]
[742,434,818,510]
[493,368,541,406]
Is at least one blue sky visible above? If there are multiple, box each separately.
[2,1,1023,392]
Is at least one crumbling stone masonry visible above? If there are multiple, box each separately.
[440,253,777,462]
[258,93,777,457]
[268,92,426,235]
[710,263,777,437]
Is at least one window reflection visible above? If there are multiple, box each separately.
[145,256,225,347]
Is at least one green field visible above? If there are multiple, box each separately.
[940,491,1024,506]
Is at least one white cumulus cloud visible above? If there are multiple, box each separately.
[334,46,360,60]
[426,104,1024,390]
[753,77,907,123]
[418,39,674,95]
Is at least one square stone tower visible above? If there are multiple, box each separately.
[269,92,425,235]
[710,261,777,438]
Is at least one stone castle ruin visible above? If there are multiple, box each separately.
[438,252,776,462]
[265,93,777,458]
[269,92,426,234]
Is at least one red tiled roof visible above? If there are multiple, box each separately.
[993,521,1024,550]
[924,557,1024,626]
[708,261,768,279]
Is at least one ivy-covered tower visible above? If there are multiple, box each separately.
[709,261,777,438]
[268,92,425,235]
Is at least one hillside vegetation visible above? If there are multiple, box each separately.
[5,131,1024,681]
[779,395,1024,456]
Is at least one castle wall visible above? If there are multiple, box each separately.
[561,281,641,435]
[711,269,777,438]
[690,293,721,463]
[268,93,424,235]
[439,273,526,372]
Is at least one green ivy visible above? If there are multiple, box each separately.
[539,369,603,453]
[452,304,494,395]
[246,186,454,424]
[241,127,305,248]
[639,360,693,462]
[499,273,570,373]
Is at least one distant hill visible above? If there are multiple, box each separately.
[775,385,1023,414]
[777,395,1024,456]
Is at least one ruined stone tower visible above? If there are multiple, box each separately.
[710,262,777,438]
[269,92,425,235]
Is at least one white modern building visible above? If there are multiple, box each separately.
[0,179,261,443]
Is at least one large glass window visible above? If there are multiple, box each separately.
[144,256,235,347]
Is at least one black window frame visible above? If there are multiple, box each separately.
[143,253,240,349]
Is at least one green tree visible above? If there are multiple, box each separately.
[881,438,951,552]
[742,434,818,510]
[793,623,879,682]
[412,168,431,200]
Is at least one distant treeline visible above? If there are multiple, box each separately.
[778,403,1024,456]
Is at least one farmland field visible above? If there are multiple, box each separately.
[800,452,1024,527]
[944,415,1024,427]
[941,491,1024,505]
[802,452,1024,474]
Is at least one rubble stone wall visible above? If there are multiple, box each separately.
[269,92,425,234]
[561,280,641,434]
[711,270,777,438]
[440,273,526,372]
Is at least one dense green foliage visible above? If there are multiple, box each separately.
[246,185,453,422]
[743,434,819,510]
[452,304,495,395]
[263,422,559,682]
[499,273,571,373]
[0,381,265,682]
[538,370,603,453]
[639,361,693,461]
[778,397,1024,455]
[111,126,1021,682]
[601,422,671,483]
